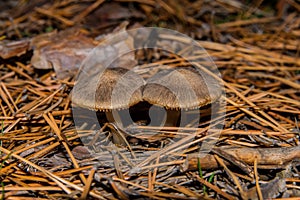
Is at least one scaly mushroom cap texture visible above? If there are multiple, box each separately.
[142,68,221,110]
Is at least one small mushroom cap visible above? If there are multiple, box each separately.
[73,67,145,111]
[142,68,221,110]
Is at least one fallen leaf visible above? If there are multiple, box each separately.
[30,29,98,79]
[0,39,30,59]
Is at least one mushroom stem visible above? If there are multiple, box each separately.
[105,111,114,123]
[165,109,181,127]
[105,111,124,128]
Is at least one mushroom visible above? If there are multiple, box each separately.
[142,67,221,126]
[72,67,145,125]
[72,66,221,144]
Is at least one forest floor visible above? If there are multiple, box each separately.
[0,0,299,199]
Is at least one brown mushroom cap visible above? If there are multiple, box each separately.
[142,67,221,110]
[73,67,145,111]
[73,66,221,112]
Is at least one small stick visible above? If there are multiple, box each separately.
[34,7,74,26]
[254,158,263,200]
[182,145,300,171]
[73,0,105,23]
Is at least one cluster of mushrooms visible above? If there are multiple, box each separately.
[72,66,221,130]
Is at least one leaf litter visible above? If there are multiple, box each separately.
[0,0,300,199]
